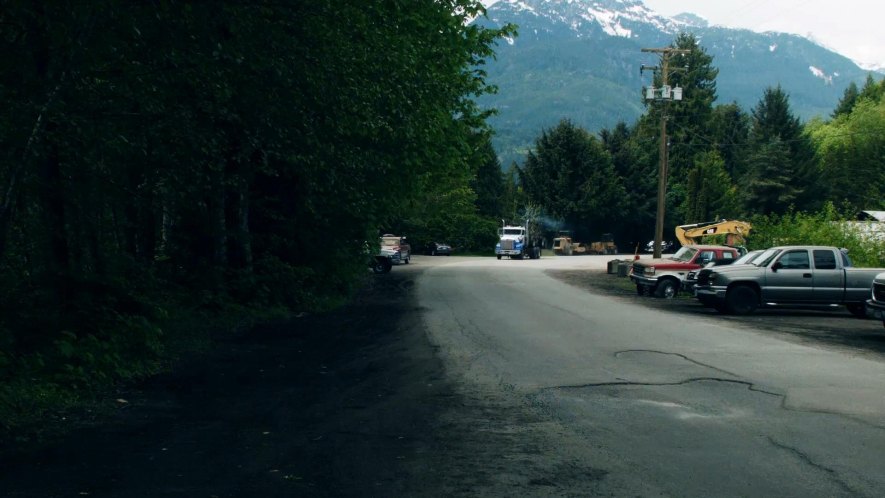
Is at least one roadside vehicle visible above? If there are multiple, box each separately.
[588,233,618,255]
[380,234,411,264]
[866,272,885,328]
[695,246,885,316]
[644,240,675,253]
[365,241,393,274]
[631,245,740,298]
[427,242,452,256]
[495,221,541,260]
[369,254,393,273]
[684,249,766,295]
[553,236,574,255]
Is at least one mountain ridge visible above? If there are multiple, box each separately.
[475,0,878,165]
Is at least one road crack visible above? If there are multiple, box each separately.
[766,436,858,495]
[547,377,783,397]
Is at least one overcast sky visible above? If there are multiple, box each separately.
[483,0,885,69]
[642,0,885,69]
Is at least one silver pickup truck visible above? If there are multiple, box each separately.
[694,246,885,316]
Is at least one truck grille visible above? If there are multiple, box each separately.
[696,269,713,286]
[874,281,885,302]
[632,263,643,275]
[501,240,515,250]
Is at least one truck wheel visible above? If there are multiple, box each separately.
[404,255,410,264]
[726,285,758,315]
[496,255,502,260]
[654,278,678,299]
[846,303,866,318]
[636,284,646,296]
[373,258,392,274]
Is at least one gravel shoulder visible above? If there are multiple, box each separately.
[547,269,885,359]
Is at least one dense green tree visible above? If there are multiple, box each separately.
[520,120,626,241]
[858,73,885,103]
[809,98,885,210]
[708,103,751,179]
[0,0,515,404]
[600,122,657,249]
[679,151,739,222]
[832,82,860,119]
[743,138,800,214]
[471,138,506,219]
[743,85,816,212]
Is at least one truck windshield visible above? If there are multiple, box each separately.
[671,246,698,262]
[502,228,524,236]
[733,250,764,265]
[755,248,783,267]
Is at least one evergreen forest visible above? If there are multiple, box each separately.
[0,3,882,441]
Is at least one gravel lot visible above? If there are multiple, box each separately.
[547,268,885,360]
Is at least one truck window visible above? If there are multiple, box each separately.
[720,252,734,260]
[697,251,715,264]
[840,250,853,267]
[813,250,836,270]
[777,250,810,269]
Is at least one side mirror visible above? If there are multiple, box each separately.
[771,261,782,272]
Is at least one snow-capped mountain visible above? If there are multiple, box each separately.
[475,0,875,165]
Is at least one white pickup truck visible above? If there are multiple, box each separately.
[694,246,885,316]
[379,234,411,265]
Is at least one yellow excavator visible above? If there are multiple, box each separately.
[675,219,752,247]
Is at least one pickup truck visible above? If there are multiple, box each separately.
[380,234,411,265]
[683,249,766,295]
[694,246,885,316]
[631,245,741,298]
[866,272,885,328]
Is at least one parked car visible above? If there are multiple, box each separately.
[684,249,766,295]
[631,245,742,298]
[645,240,675,253]
[365,241,393,274]
[866,272,885,328]
[695,246,885,315]
[380,234,411,264]
[426,242,452,256]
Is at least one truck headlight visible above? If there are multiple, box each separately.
[708,272,718,284]
[645,266,655,275]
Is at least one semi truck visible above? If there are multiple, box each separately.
[495,221,541,260]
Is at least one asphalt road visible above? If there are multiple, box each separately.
[416,254,885,496]
[2,254,883,497]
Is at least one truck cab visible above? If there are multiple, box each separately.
[631,245,740,298]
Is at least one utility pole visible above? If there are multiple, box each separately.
[641,47,689,258]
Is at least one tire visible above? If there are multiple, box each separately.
[636,284,646,296]
[431,250,436,256]
[846,303,866,318]
[725,285,758,315]
[372,257,392,274]
[496,255,502,260]
[654,278,678,299]
[404,255,410,264]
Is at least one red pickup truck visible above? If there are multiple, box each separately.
[630,245,740,298]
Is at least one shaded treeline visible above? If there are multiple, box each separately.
[0,0,513,421]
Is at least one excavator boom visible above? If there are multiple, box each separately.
[675,219,752,247]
